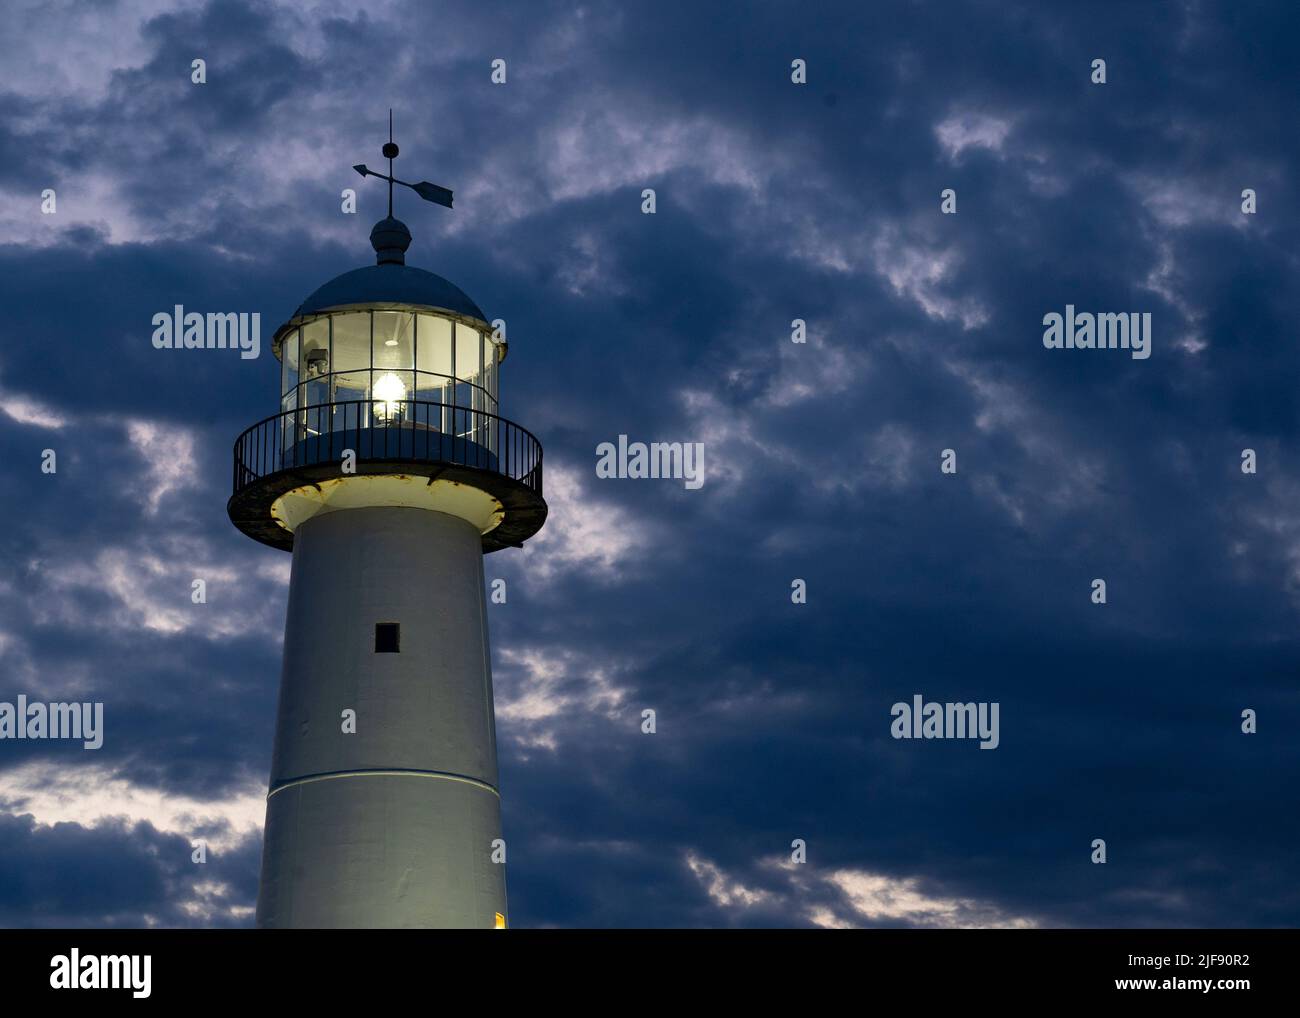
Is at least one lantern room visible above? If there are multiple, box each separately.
[228,217,546,555]
[271,252,503,455]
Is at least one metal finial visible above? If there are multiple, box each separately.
[381,109,398,216]
[353,113,454,224]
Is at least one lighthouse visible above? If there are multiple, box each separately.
[228,128,546,928]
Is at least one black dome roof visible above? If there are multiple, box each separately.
[270,218,492,355]
[293,263,487,323]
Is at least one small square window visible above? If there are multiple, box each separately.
[375,622,400,653]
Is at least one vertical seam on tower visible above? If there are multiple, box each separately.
[478,552,495,763]
[477,535,503,922]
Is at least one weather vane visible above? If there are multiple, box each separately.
[353,110,454,217]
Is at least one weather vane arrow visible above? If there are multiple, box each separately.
[354,110,454,216]
[353,164,454,210]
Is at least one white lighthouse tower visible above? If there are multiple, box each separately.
[228,131,546,928]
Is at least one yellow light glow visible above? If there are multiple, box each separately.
[494,912,506,929]
[372,371,407,420]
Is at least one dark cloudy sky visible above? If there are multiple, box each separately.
[1,0,1298,928]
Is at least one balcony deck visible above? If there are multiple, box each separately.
[228,399,546,553]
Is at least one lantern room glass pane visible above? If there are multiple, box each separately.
[416,313,454,432]
[468,331,482,442]
[416,372,453,421]
[280,387,297,456]
[455,323,480,383]
[333,369,369,402]
[373,311,414,371]
[301,318,329,402]
[331,370,369,434]
[416,313,453,381]
[332,312,370,375]
[296,385,329,437]
[281,327,299,399]
[301,373,329,415]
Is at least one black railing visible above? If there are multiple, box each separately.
[233,399,543,497]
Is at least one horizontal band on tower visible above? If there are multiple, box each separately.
[267,767,500,799]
